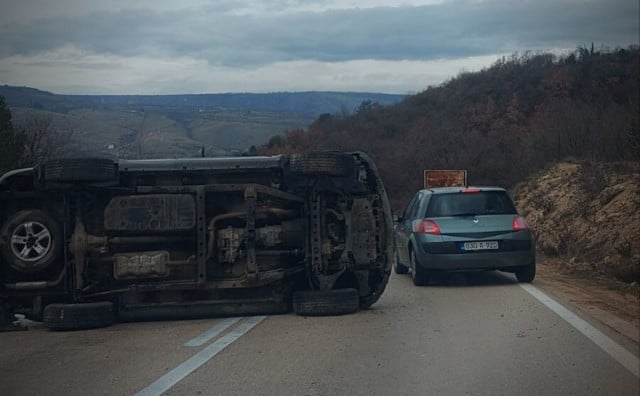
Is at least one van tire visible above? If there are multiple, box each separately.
[293,288,359,316]
[289,152,353,177]
[44,302,115,331]
[44,158,117,183]
[0,210,63,273]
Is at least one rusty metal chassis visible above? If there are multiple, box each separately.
[67,182,306,300]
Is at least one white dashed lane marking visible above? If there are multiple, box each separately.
[183,317,242,347]
[136,316,266,396]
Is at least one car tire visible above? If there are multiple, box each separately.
[515,262,536,283]
[394,250,409,274]
[44,158,117,183]
[292,288,359,316]
[44,302,115,331]
[289,152,354,177]
[0,209,63,273]
[410,250,429,286]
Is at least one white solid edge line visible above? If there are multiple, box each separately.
[135,316,266,396]
[184,317,242,347]
[520,284,639,378]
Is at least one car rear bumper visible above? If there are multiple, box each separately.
[415,242,535,271]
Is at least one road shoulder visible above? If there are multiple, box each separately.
[534,260,639,350]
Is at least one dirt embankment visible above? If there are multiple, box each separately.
[513,161,640,286]
[512,161,639,343]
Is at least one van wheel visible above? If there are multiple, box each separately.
[293,288,359,316]
[0,210,63,273]
[44,302,115,331]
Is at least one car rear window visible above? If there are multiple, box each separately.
[426,191,517,217]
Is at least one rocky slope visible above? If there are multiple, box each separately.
[513,161,640,285]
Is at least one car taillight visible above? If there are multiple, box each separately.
[415,219,441,234]
[513,216,529,231]
[460,188,481,193]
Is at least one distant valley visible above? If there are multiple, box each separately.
[0,86,405,158]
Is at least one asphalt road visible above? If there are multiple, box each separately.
[1,271,638,396]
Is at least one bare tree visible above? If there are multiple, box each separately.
[14,114,76,165]
[0,96,25,172]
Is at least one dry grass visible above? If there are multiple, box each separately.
[514,161,640,284]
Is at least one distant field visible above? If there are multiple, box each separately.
[1,86,404,158]
[9,106,315,158]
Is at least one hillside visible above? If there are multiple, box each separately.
[0,87,404,157]
[513,161,639,285]
[260,46,639,211]
[255,47,639,286]
[0,86,405,115]
[7,105,314,158]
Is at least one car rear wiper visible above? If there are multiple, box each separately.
[449,212,478,217]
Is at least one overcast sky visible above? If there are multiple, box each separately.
[0,0,637,94]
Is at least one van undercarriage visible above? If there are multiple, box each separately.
[0,152,393,330]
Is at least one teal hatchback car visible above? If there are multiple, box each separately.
[394,187,535,286]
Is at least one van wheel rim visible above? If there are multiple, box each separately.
[10,221,52,261]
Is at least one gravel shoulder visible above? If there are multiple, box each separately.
[535,259,639,348]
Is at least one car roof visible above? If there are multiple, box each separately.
[419,186,507,194]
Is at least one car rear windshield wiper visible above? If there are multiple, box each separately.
[448,212,479,217]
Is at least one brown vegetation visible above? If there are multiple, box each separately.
[260,47,639,211]
[259,46,640,284]
[0,98,75,173]
[513,161,639,284]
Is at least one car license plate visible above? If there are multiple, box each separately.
[462,241,498,251]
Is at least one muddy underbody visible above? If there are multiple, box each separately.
[0,152,393,330]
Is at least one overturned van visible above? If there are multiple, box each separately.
[0,152,393,330]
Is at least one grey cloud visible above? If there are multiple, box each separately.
[1,0,638,64]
